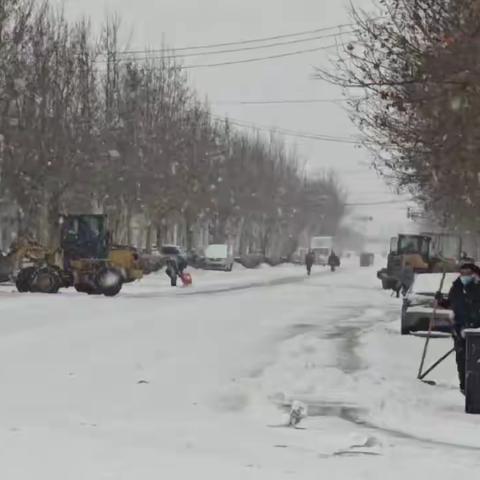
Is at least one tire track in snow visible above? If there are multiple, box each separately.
[120,267,352,299]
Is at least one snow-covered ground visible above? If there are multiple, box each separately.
[0,260,479,479]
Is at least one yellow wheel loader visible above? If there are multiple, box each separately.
[377,233,461,291]
[15,214,144,296]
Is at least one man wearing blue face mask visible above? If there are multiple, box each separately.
[437,263,480,394]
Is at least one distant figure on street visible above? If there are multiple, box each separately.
[305,250,315,276]
[436,263,480,395]
[328,251,340,272]
[396,261,415,298]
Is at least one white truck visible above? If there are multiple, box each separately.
[310,236,333,266]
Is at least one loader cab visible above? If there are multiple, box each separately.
[424,233,462,262]
[60,214,109,261]
[388,234,431,273]
[396,234,430,259]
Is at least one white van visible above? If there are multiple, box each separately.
[203,244,234,272]
[311,236,333,266]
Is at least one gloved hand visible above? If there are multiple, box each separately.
[453,327,466,339]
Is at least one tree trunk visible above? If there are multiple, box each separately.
[47,193,61,249]
[156,225,163,249]
[184,214,193,251]
[145,224,153,253]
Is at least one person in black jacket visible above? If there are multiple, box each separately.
[305,250,315,276]
[165,253,188,287]
[328,251,340,272]
[437,263,480,394]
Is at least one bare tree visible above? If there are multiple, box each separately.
[0,1,348,256]
[320,0,480,231]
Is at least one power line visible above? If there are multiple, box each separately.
[212,98,349,105]
[225,119,360,144]
[182,44,341,69]
[213,115,363,145]
[118,23,356,55]
[345,199,411,206]
[107,31,354,63]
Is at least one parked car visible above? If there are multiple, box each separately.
[291,248,307,265]
[265,256,288,266]
[186,250,205,269]
[203,244,234,271]
[401,272,457,335]
[236,253,265,269]
[360,252,375,267]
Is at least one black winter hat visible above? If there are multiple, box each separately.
[460,263,479,274]
[472,265,480,276]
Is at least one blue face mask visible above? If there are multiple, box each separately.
[460,275,474,286]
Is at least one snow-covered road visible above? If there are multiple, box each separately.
[0,262,479,479]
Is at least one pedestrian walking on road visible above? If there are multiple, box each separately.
[328,251,340,272]
[305,250,315,276]
[436,263,480,395]
[396,261,414,298]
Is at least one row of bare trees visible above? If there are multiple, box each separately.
[0,0,346,257]
[323,0,480,233]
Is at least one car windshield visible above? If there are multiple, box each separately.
[205,245,228,258]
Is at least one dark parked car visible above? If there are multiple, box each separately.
[160,245,187,263]
[360,253,375,267]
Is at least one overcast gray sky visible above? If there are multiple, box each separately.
[62,0,415,238]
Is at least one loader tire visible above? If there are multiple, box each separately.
[74,284,99,295]
[16,267,35,293]
[96,268,123,297]
[31,268,61,294]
